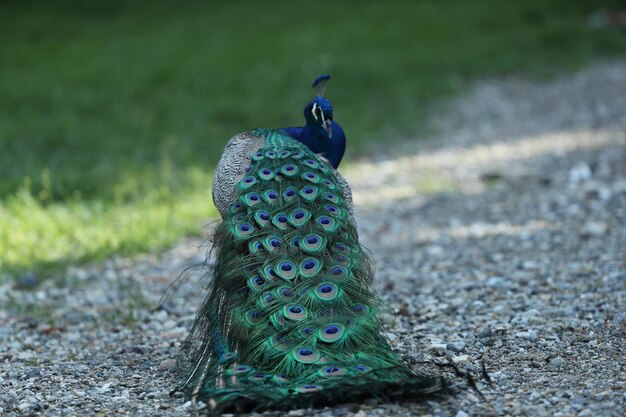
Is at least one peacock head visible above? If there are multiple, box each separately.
[304,74,334,139]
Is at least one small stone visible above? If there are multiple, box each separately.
[581,221,607,238]
[452,355,470,364]
[478,326,492,338]
[426,245,444,256]
[288,410,305,416]
[446,341,466,352]
[25,369,41,378]
[455,411,470,417]
[430,343,448,351]
[159,359,176,371]
[549,356,565,368]
[130,346,144,355]
[515,331,538,341]
[486,276,507,288]
[569,163,592,183]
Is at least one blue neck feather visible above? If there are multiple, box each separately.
[281,108,346,169]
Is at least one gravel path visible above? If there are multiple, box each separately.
[2,60,625,417]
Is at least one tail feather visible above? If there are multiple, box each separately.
[174,129,441,411]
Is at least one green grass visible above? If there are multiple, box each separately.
[1,0,625,278]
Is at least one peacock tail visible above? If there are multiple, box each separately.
[174,128,441,413]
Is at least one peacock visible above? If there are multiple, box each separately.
[172,75,442,413]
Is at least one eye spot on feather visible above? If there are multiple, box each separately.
[324,325,339,334]
[304,158,321,170]
[274,374,289,383]
[316,216,337,232]
[284,304,307,321]
[236,223,255,238]
[317,323,345,342]
[246,310,264,324]
[322,179,336,189]
[294,347,319,363]
[297,384,322,393]
[334,243,348,251]
[352,304,368,315]
[219,352,237,362]
[232,213,246,223]
[300,257,322,278]
[224,365,253,376]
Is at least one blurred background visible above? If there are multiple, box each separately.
[1,0,625,279]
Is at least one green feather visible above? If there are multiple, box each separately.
[173,129,441,413]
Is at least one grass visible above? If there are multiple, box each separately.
[1,0,625,278]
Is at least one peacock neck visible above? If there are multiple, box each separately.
[280,122,345,169]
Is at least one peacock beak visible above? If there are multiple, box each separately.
[325,120,333,139]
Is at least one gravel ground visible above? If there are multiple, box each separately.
[1,60,625,417]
